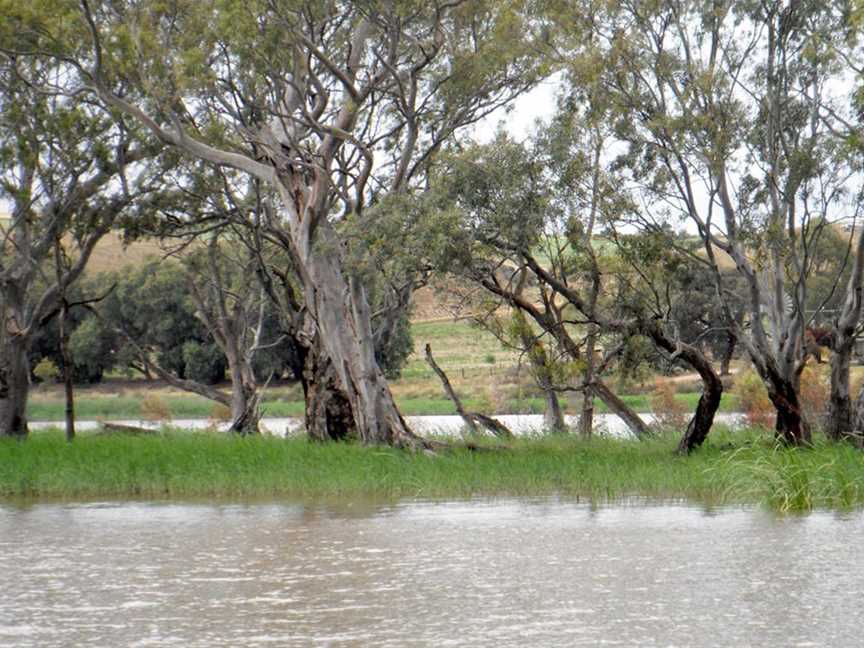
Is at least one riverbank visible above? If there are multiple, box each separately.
[1,429,862,511]
[26,386,742,420]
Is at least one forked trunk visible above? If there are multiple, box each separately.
[0,338,30,438]
[303,253,426,448]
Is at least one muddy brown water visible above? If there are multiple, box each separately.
[0,498,861,647]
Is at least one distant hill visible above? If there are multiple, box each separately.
[81,232,169,275]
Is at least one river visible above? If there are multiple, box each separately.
[0,498,860,647]
[28,412,744,437]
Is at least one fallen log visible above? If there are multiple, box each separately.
[98,422,160,435]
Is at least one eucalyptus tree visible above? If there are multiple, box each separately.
[98,237,279,435]
[0,55,164,437]
[566,0,855,445]
[433,131,653,440]
[3,0,545,446]
[437,119,728,451]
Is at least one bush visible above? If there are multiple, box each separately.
[209,402,232,424]
[33,358,59,384]
[69,317,114,383]
[733,369,774,430]
[799,365,829,430]
[650,378,689,431]
[182,341,226,385]
[140,393,172,422]
[375,309,414,380]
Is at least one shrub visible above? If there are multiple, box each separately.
[209,402,232,424]
[733,369,774,430]
[799,365,829,430]
[182,341,226,385]
[140,393,172,422]
[650,378,689,431]
[33,358,59,383]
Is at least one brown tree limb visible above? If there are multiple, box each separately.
[424,343,513,440]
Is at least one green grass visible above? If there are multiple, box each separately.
[25,392,742,420]
[2,428,862,511]
[26,396,307,421]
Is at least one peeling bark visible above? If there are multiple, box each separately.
[301,248,428,449]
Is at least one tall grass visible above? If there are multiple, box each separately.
[714,439,864,512]
[2,427,861,510]
[0,429,707,500]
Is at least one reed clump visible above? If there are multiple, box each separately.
[0,428,862,511]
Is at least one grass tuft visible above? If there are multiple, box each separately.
[1,427,862,511]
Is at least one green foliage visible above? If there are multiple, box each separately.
[32,358,59,384]
[716,439,864,512]
[182,341,227,385]
[97,259,223,381]
[733,369,774,429]
[68,317,117,384]
[375,309,414,380]
[434,133,550,261]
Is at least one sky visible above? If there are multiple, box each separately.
[472,75,561,144]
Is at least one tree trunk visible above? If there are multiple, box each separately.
[591,379,650,439]
[55,240,75,442]
[58,303,76,442]
[227,368,260,436]
[676,374,722,455]
[643,322,723,454]
[301,338,358,442]
[424,343,478,437]
[424,343,513,439]
[719,330,736,376]
[578,327,598,438]
[542,385,566,433]
[827,343,853,442]
[0,337,30,438]
[302,250,427,449]
[767,378,811,446]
